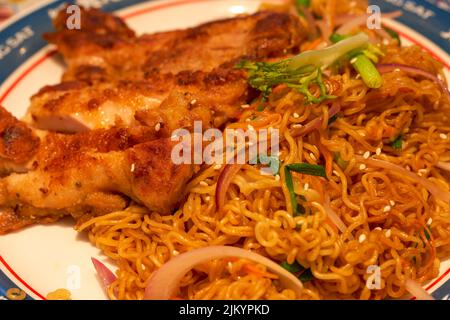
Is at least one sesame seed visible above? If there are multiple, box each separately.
[155,122,161,132]
[427,218,433,225]
[394,68,401,72]
[382,39,390,45]
[199,181,208,186]
[383,205,391,213]
[376,148,382,156]
[363,151,370,159]
[439,133,448,139]
[292,124,303,128]
[246,118,251,122]
[418,169,427,176]
[374,227,382,231]
[359,164,367,170]
[205,196,210,201]
[190,99,197,105]
[333,170,340,176]
[406,166,411,171]
[241,104,250,109]
[293,112,300,118]
[213,164,222,170]
[234,197,240,200]
[389,200,396,206]
[310,153,317,161]
[355,74,361,79]
[359,234,367,243]
[350,57,357,64]
[385,229,392,238]
[130,163,135,172]
[304,183,309,191]
[172,250,180,256]
[275,175,280,181]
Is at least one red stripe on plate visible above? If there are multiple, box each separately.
[0,255,46,300]
[0,2,449,300]
[426,267,450,291]
[388,27,450,70]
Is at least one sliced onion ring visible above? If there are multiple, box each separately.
[144,246,304,300]
[356,156,450,203]
[91,257,117,291]
[405,278,434,300]
[290,102,341,138]
[215,163,244,211]
[376,63,450,100]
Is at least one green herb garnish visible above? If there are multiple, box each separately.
[333,153,348,170]
[383,26,401,45]
[331,34,383,89]
[280,261,303,273]
[286,163,327,178]
[284,167,299,215]
[350,54,383,89]
[284,163,326,215]
[391,135,403,150]
[298,269,314,282]
[328,114,339,125]
[329,33,349,43]
[236,33,370,102]
[280,261,314,282]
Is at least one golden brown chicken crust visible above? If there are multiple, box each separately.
[44,6,135,59]
[45,8,305,82]
[27,68,248,132]
[0,128,194,229]
[0,106,39,163]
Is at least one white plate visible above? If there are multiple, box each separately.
[0,0,449,300]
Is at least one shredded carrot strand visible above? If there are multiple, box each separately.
[243,263,279,279]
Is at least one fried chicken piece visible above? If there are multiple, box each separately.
[0,106,40,175]
[45,7,305,82]
[0,128,194,234]
[25,68,248,133]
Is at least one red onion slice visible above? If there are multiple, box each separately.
[356,157,450,203]
[405,278,434,300]
[291,102,341,137]
[215,163,244,211]
[376,63,450,100]
[91,257,117,291]
[144,246,304,300]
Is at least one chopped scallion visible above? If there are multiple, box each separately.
[284,167,299,215]
[286,163,327,178]
[299,269,314,282]
[391,135,403,150]
[351,54,383,88]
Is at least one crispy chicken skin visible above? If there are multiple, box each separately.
[26,68,248,133]
[45,7,305,82]
[0,126,194,234]
[0,7,307,234]
[0,107,40,175]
